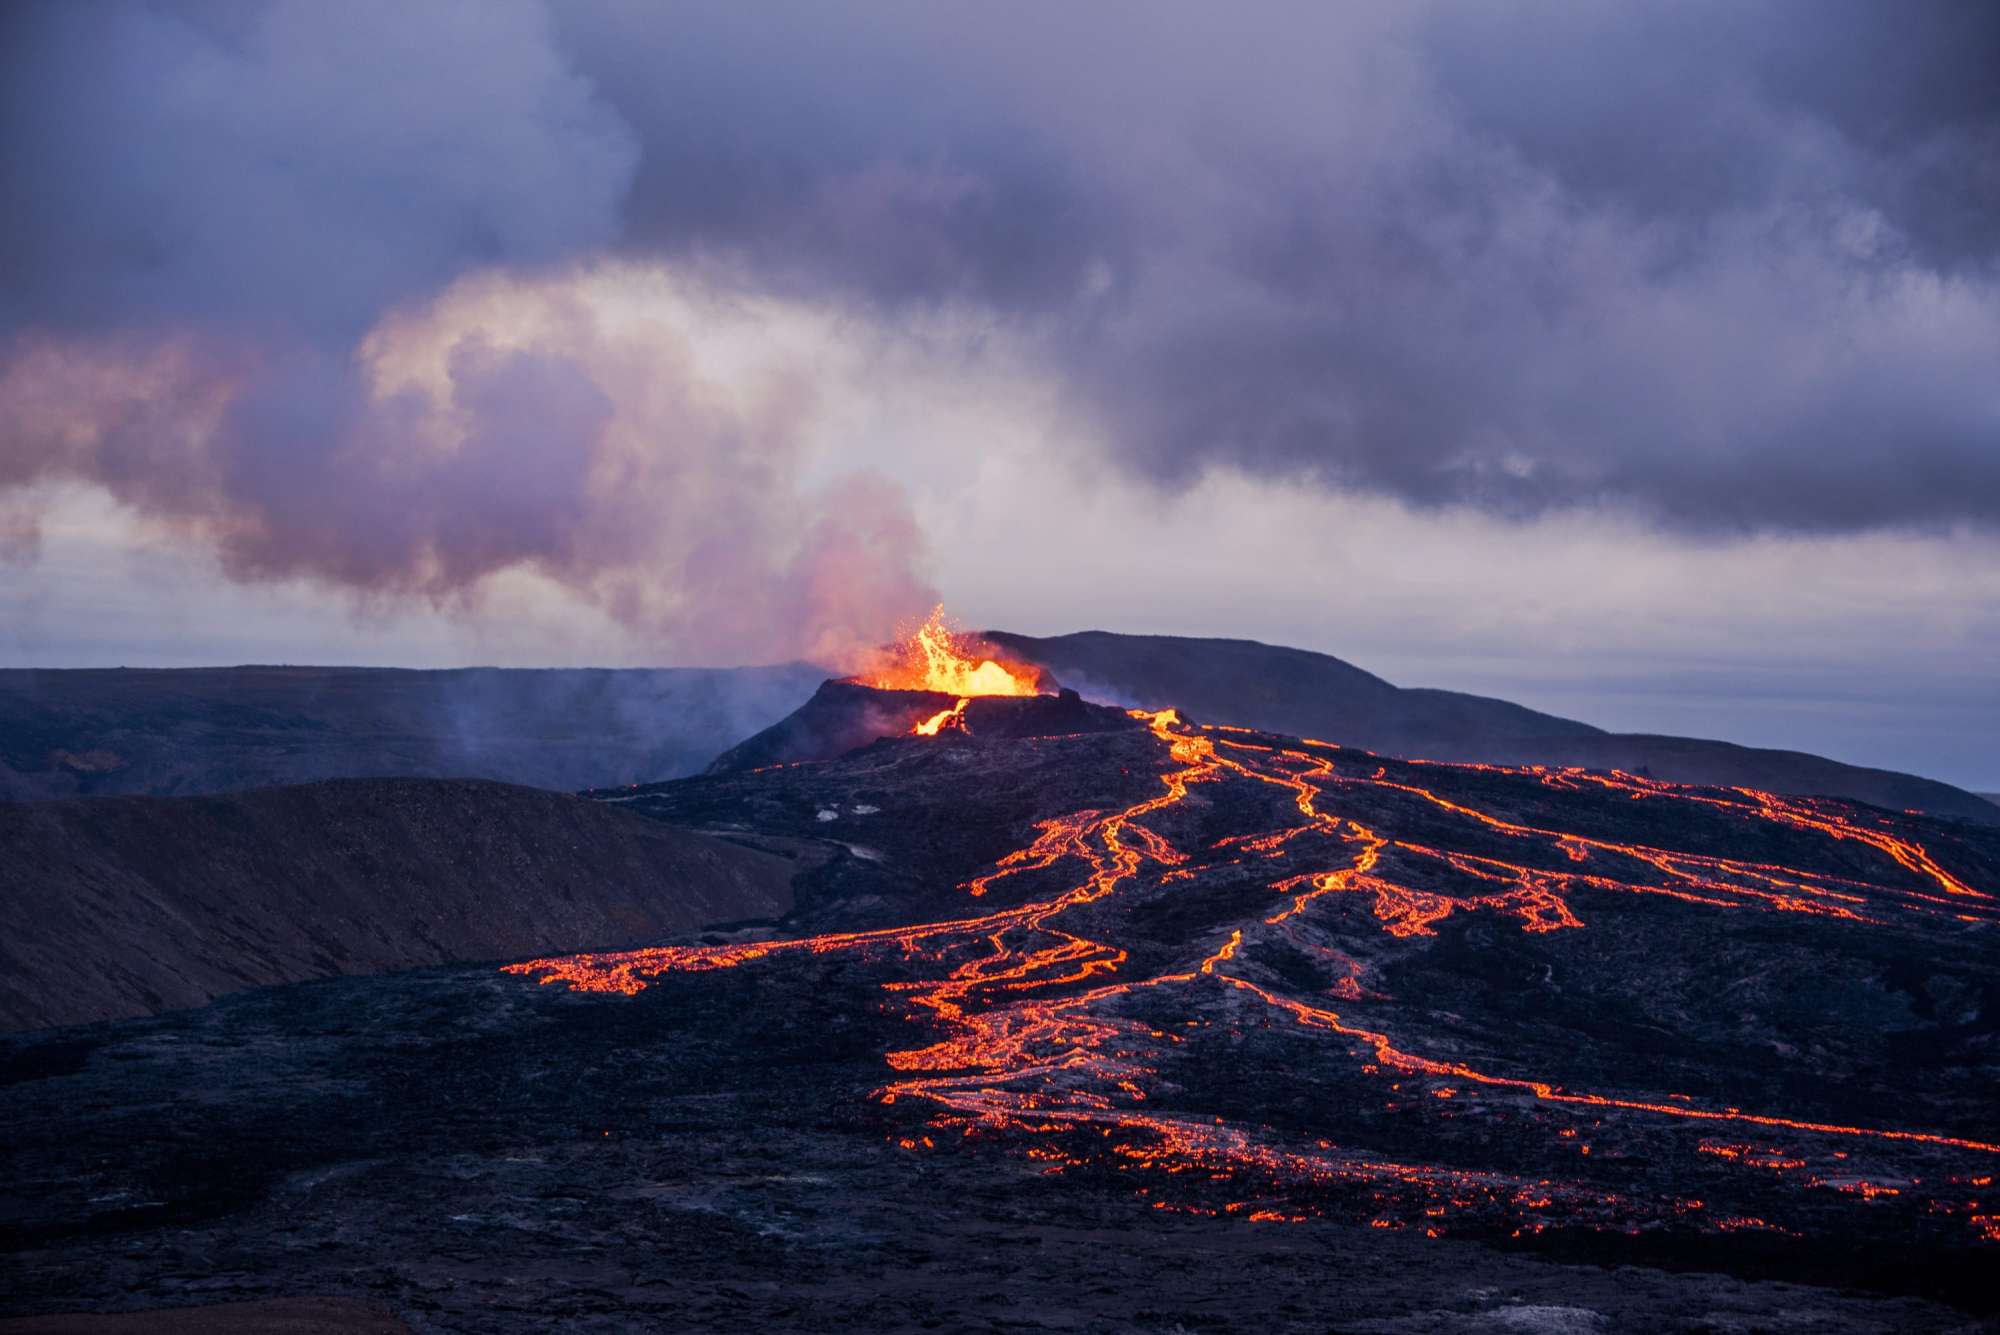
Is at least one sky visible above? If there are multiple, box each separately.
[1,1,1996,789]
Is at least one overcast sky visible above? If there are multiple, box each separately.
[2,1,1996,788]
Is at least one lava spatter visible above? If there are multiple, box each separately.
[856,605,1042,701]
[506,707,2000,1245]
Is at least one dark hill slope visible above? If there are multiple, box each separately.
[0,779,795,1031]
[1470,731,1998,821]
[704,680,1143,773]
[986,630,1997,825]
[0,664,824,801]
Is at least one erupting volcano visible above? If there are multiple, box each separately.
[11,5,1996,1326]
[10,672,1998,1330]
[702,608,1117,771]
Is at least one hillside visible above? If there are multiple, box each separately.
[0,664,824,801]
[985,630,1998,825]
[0,779,796,1031]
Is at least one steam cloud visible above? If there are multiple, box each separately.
[0,0,934,664]
[0,282,933,666]
[2,0,1998,658]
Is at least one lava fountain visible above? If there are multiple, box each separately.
[854,605,1043,734]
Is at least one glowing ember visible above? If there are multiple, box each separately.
[856,605,1041,698]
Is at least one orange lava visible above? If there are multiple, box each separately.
[505,707,1999,1243]
[913,698,970,736]
[856,605,1041,698]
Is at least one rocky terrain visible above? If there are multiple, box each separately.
[0,779,797,1030]
[0,664,824,801]
[0,961,1979,1333]
[4,697,1995,1330]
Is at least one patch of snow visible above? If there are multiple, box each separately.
[851,803,880,815]
[815,808,839,822]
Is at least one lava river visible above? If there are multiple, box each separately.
[506,709,2000,1250]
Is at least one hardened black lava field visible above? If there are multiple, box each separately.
[4,704,1998,1331]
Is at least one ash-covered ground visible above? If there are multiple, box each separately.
[5,711,1998,1332]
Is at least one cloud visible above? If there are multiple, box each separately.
[549,0,2000,531]
[0,0,636,336]
[0,273,935,665]
[2,0,1998,663]
[0,0,935,661]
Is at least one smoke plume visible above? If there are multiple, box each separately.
[0,273,934,666]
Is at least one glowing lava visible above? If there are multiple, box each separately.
[913,698,970,736]
[506,706,1999,1247]
[856,605,1042,699]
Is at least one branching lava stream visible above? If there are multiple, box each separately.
[507,707,2000,1248]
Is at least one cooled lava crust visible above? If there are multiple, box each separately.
[5,704,1998,1329]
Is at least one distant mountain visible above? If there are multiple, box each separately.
[5,643,1987,827]
[0,664,825,801]
[0,779,797,1031]
[984,630,1998,826]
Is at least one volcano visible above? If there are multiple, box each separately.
[706,607,1141,772]
[705,680,1141,772]
[6,672,1997,1330]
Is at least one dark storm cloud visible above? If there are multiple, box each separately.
[548,2,1121,314]
[0,0,636,337]
[2,0,1998,590]
[1422,0,2000,272]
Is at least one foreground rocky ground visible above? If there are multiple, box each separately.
[0,960,1984,1333]
[5,712,1997,1331]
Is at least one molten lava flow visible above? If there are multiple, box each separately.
[506,707,1999,1247]
[856,604,1041,697]
[913,698,969,736]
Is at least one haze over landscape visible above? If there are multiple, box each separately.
[3,3,1997,1332]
